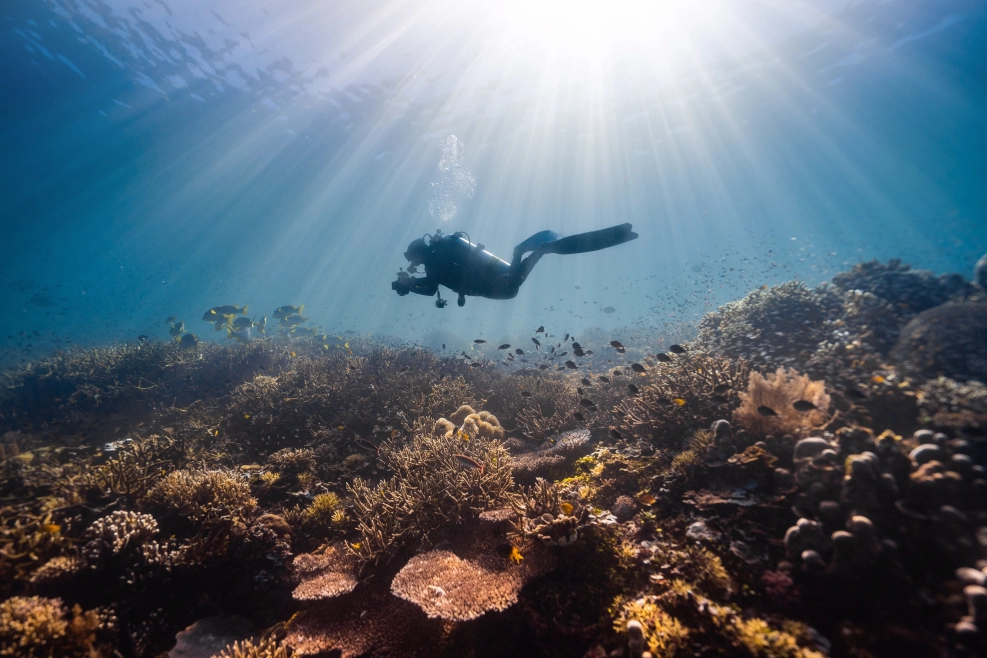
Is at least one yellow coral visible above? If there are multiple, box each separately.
[433,418,455,438]
[305,492,341,520]
[146,468,256,526]
[612,595,690,657]
[449,404,476,426]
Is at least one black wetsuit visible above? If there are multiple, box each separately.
[392,223,638,306]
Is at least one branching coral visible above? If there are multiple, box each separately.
[215,636,291,658]
[733,368,830,437]
[613,354,749,448]
[484,374,582,441]
[86,433,180,500]
[347,412,514,563]
[146,468,256,528]
[0,596,116,657]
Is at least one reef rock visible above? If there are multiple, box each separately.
[891,302,987,381]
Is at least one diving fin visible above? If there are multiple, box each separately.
[540,223,638,255]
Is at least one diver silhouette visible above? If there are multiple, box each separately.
[391,223,638,307]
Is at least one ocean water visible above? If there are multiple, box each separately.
[1,0,984,364]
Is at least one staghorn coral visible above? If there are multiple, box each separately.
[215,635,291,658]
[86,433,180,501]
[485,374,582,442]
[733,368,830,437]
[0,596,116,657]
[510,478,596,546]
[347,413,514,563]
[612,595,690,657]
[613,353,749,448]
[146,468,256,528]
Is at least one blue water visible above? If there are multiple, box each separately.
[1,0,985,367]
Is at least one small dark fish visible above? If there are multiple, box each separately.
[631,363,646,373]
[470,362,482,368]
[712,395,729,404]
[179,333,198,348]
[572,345,585,357]
[550,346,555,354]
[574,412,586,422]
[757,405,778,417]
[563,333,569,342]
[610,340,624,350]
[792,400,818,412]
[355,438,380,454]
[498,344,511,350]
[442,344,446,349]
[598,376,611,383]
[565,360,577,369]
[474,339,486,344]
[532,337,541,348]
[669,344,686,354]
[713,384,731,394]
[655,353,671,362]
[846,388,868,400]
[577,387,584,395]
[538,364,550,370]
[581,378,591,386]
[453,454,484,473]
[602,306,616,313]
[627,384,639,395]
[609,428,623,439]
[535,325,544,333]
[579,398,596,408]
[165,316,177,324]
[656,397,672,407]
[521,391,533,398]
[515,348,524,355]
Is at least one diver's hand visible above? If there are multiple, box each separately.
[391,272,411,296]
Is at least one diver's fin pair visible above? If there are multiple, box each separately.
[537,223,638,255]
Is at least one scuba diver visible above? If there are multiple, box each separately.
[391,223,638,307]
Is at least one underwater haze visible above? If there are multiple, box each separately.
[1,0,985,362]
[4,2,987,658]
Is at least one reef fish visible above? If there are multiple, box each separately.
[792,400,818,412]
[631,363,646,373]
[669,344,686,354]
[203,305,247,320]
[474,339,486,344]
[602,306,616,313]
[453,454,484,473]
[279,314,309,327]
[273,305,304,319]
[627,384,640,395]
[169,321,185,338]
[565,360,577,369]
[757,405,778,417]
[498,344,510,350]
[231,316,253,330]
[355,438,380,454]
[531,337,541,348]
[655,353,671,362]
[713,384,732,394]
[496,543,524,564]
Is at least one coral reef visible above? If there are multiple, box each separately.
[0,256,985,657]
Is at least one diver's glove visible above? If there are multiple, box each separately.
[391,272,411,296]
